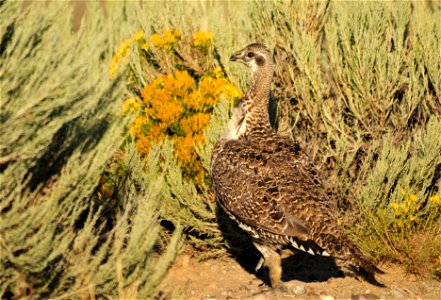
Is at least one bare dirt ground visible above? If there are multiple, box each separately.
[161,252,441,299]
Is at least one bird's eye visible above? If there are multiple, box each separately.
[247,52,255,58]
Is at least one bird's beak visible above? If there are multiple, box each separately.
[229,50,244,62]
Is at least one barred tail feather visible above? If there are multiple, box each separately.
[345,252,385,287]
[319,232,385,287]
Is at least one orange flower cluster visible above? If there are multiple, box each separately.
[113,28,242,185]
[126,68,241,185]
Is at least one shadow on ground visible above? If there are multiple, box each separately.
[217,208,344,287]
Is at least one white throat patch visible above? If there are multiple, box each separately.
[223,107,247,140]
[249,60,259,73]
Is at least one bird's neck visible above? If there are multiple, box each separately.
[241,67,274,135]
[223,66,274,141]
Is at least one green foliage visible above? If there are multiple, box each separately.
[360,118,441,212]
[196,97,233,174]
[151,139,222,254]
[353,117,441,273]
[0,1,182,298]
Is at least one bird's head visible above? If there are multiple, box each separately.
[229,43,273,72]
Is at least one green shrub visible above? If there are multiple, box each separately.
[0,1,182,298]
[352,117,441,273]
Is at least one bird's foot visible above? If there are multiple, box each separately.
[273,283,288,293]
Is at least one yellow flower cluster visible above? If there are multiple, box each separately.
[390,190,420,228]
[193,31,214,48]
[150,29,182,51]
[121,97,141,115]
[429,194,441,206]
[133,30,145,41]
[128,69,241,185]
[109,29,215,77]
[109,30,145,77]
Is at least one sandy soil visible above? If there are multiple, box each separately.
[160,251,441,299]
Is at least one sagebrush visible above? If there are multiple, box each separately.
[1,1,440,298]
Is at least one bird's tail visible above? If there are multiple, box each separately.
[314,231,385,287]
[339,238,385,287]
[343,254,385,287]
[313,224,384,287]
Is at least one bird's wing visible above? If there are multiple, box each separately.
[211,137,331,241]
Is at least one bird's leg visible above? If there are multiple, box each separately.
[253,243,282,288]
[255,257,265,271]
[254,249,294,281]
[255,249,292,272]
[280,248,297,259]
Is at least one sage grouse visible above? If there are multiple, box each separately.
[210,43,384,288]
